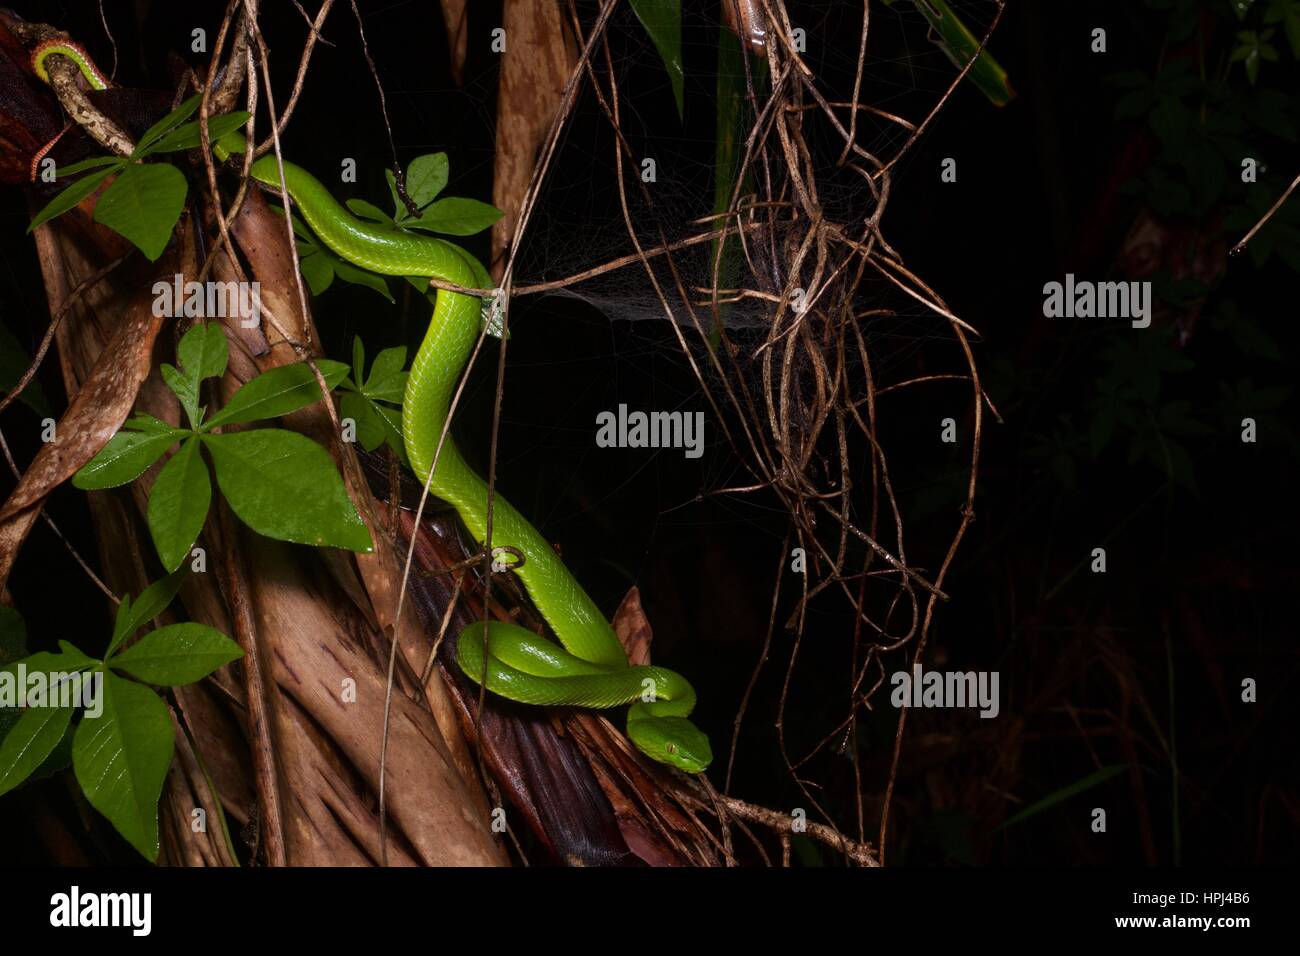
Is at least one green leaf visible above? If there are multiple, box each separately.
[341,393,406,461]
[0,324,53,417]
[367,373,407,405]
[1144,167,1193,217]
[362,346,408,402]
[93,163,188,261]
[294,241,392,302]
[109,570,187,657]
[161,363,202,428]
[399,153,449,212]
[0,605,26,666]
[332,258,394,301]
[27,166,117,233]
[315,357,349,389]
[133,94,202,156]
[287,210,318,244]
[109,623,242,686]
[146,438,211,572]
[0,642,99,795]
[51,154,124,179]
[202,430,373,551]
[402,197,504,236]
[36,725,74,780]
[1089,405,1116,458]
[629,0,684,118]
[372,401,406,461]
[1182,141,1226,209]
[1148,95,1192,147]
[1224,377,1292,411]
[202,360,349,429]
[123,413,184,435]
[351,336,366,383]
[19,720,73,784]
[72,672,174,861]
[142,112,251,155]
[298,251,334,295]
[178,322,230,387]
[903,0,1014,107]
[346,198,394,225]
[1264,0,1300,57]
[711,25,764,345]
[73,430,180,490]
[340,392,386,452]
[1160,438,1199,494]
[1242,88,1297,142]
[339,339,407,455]
[995,765,1127,831]
[6,643,98,678]
[1158,401,1213,437]
[0,703,74,797]
[364,345,407,387]
[384,168,402,217]
[1232,29,1279,84]
[0,701,69,785]
[1218,307,1284,360]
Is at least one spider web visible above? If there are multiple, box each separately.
[506,1,995,390]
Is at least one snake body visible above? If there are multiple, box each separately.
[28,41,108,182]
[210,134,712,773]
[32,40,109,89]
[34,34,713,773]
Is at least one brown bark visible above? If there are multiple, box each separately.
[438,0,470,87]
[19,157,506,867]
[489,1,578,277]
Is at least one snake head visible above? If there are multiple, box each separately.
[628,714,713,774]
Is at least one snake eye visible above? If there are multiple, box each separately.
[666,743,677,754]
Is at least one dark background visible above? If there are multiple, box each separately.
[1,0,1296,865]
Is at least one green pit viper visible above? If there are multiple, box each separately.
[31,41,712,773]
